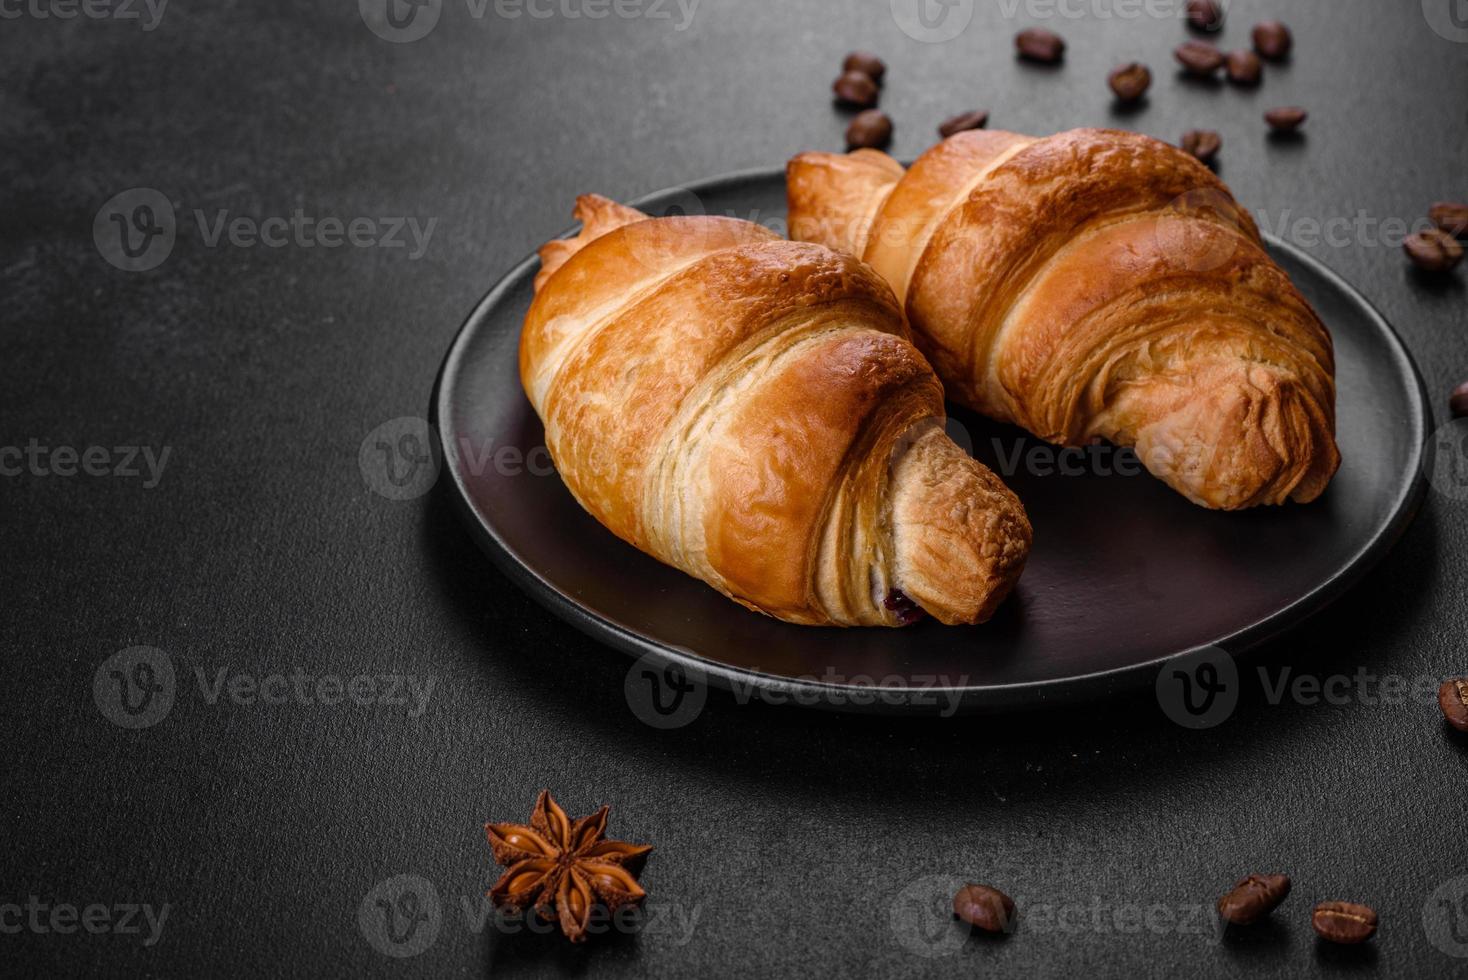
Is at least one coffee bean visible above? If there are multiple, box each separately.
[843,51,885,84]
[1440,677,1468,732]
[1225,50,1262,86]
[1016,28,1065,64]
[1217,874,1291,925]
[833,71,879,108]
[1265,106,1307,132]
[1430,201,1468,238]
[1404,228,1464,272]
[1453,382,1468,420]
[1312,902,1378,944]
[938,110,989,138]
[1175,41,1224,76]
[846,109,892,150]
[1253,20,1293,61]
[952,884,1015,933]
[1108,62,1151,102]
[1186,0,1224,32]
[1180,129,1221,164]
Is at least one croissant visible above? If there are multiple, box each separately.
[787,127,1341,509]
[520,194,1031,626]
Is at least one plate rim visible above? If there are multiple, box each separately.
[429,167,1434,713]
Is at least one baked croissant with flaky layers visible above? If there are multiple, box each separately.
[787,127,1341,510]
[520,194,1031,626]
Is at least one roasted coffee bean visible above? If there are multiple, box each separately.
[1217,874,1291,925]
[938,110,989,138]
[1016,28,1065,64]
[1312,902,1378,944]
[952,884,1015,933]
[1265,106,1307,132]
[846,109,892,150]
[1175,41,1225,76]
[1180,129,1221,163]
[1108,62,1151,102]
[1186,0,1224,32]
[833,70,879,108]
[1404,228,1464,272]
[1430,201,1468,238]
[1440,677,1468,731]
[1225,50,1262,85]
[1452,382,1468,421]
[1253,20,1293,60]
[843,51,885,84]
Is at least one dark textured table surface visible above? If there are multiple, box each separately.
[6,0,1468,976]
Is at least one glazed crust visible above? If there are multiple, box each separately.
[787,128,1341,509]
[520,195,1032,626]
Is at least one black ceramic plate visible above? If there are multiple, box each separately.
[432,169,1431,713]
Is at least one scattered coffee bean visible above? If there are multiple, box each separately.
[1225,50,1262,86]
[1175,41,1225,76]
[1440,677,1468,731]
[1108,62,1151,102]
[952,884,1015,933]
[1265,106,1307,132]
[1404,228,1465,272]
[1452,382,1468,420]
[1016,28,1065,64]
[1217,874,1291,925]
[1253,20,1293,60]
[1180,129,1221,163]
[843,51,885,84]
[833,70,879,108]
[846,109,892,150]
[1186,0,1224,32]
[1312,902,1378,944]
[1430,201,1468,238]
[938,110,989,138]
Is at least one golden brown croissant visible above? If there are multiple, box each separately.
[787,128,1341,510]
[520,194,1031,626]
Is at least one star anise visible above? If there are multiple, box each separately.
[485,790,652,942]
